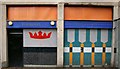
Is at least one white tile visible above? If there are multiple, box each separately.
[95,47,103,53]
[64,47,69,52]
[84,47,92,53]
[106,47,112,52]
[73,47,81,52]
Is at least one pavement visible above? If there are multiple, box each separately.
[2,67,118,69]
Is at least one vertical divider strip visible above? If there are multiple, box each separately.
[2,4,7,67]
[111,5,118,67]
[0,2,2,68]
[57,3,64,67]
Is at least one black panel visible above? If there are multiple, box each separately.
[70,47,72,52]
[81,47,83,53]
[8,29,23,67]
[92,48,94,52]
[23,47,57,65]
[103,47,106,53]
[114,48,117,53]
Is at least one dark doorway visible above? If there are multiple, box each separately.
[8,29,23,67]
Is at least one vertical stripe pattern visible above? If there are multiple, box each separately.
[91,43,95,66]
[80,43,84,66]
[102,43,106,65]
[69,43,73,66]
[64,29,112,67]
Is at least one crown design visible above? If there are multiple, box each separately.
[29,31,52,39]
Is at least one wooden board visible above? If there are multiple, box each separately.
[8,6,57,20]
[65,7,112,20]
[8,6,112,21]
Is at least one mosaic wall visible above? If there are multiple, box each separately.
[64,29,112,66]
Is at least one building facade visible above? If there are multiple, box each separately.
[0,0,120,69]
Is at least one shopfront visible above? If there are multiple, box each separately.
[0,3,116,68]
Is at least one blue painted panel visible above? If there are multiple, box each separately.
[95,53,102,65]
[64,21,113,28]
[106,53,111,65]
[64,53,69,65]
[7,21,113,29]
[84,53,91,65]
[7,21,56,28]
[72,53,80,65]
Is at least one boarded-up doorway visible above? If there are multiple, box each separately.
[8,29,23,67]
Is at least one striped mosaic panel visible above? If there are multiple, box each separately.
[64,29,112,67]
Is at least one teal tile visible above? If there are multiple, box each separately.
[84,53,91,65]
[95,53,102,65]
[73,53,80,65]
[106,53,111,65]
[64,53,69,65]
